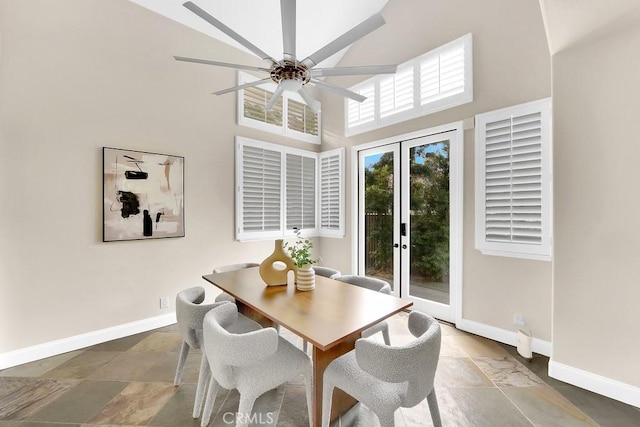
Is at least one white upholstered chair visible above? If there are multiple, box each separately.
[212,262,259,303]
[322,310,442,427]
[334,275,392,345]
[173,286,262,419]
[199,302,313,427]
[312,266,341,279]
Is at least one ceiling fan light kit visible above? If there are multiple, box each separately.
[175,0,397,113]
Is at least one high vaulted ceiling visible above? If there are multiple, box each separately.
[129,0,389,68]
[539,0,640,54]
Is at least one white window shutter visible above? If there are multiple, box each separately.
[347,83,375,128]
[236,138,283,240]
[287,99,319,137]
[475,98,552,260]
[380,65,414,118]
[286,153,316,231]
[345,33,472,136]
[319,148,345,237]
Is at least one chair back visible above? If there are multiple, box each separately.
[175,286,217,348]
[312,266,341,279]
[202,302,278,388]
[355,311,441,407]
[212,262,259,273]
[335,275,392,294]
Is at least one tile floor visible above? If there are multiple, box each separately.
[1,313,638,426]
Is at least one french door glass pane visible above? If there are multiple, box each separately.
[408,141,450,304]
[363,151,395,290]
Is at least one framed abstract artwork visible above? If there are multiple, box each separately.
[103,147,184,242]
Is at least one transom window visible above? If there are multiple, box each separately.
[238,72,321,144]
[346,33,473,136]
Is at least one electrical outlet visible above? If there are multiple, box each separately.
[159,296,169,309]
[513,313,525,326]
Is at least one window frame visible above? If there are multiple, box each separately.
[237,72,321,144]
[345,33,473,136]
[236,136,344,242]
[474,98,553,261]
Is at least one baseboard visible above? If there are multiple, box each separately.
[549,361,640,408]
[457,318,552,357]
[0,312,177,370]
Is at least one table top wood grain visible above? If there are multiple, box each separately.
[202,267,412,351]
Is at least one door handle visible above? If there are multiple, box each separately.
[402,244,407,249]
[393,243,399,248]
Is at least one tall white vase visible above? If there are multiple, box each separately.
[295,264,315,291]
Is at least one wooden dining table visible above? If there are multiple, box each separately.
[202,267,412,427]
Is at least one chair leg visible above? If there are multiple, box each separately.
[192,353,210,418]
[303,369,313,427]
[200,375,220,427]
[236,395,257,427]
[382,325,391,346]
[321,381,334,427]
[427,389,442,427]
[174,341,190,386]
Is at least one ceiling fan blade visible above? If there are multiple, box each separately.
[212,78,271,96]
[174,56,271,73]
[280,0,296,62]
[310,78,366,102]
[297,87,321,114]
[183,1,277,63]
[311,64,397,77]
[265,85,285,111]
[301,13,385,68]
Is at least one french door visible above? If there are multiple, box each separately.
[357,128,462,323]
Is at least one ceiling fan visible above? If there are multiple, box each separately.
[174,0,397,114]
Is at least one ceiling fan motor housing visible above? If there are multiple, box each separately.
[270,61,311,86]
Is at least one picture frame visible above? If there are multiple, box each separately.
[103,147,184,242]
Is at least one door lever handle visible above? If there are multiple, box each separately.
[402,244,407,249]
[393,243,399,248]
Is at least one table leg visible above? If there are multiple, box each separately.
[311,331,360,427]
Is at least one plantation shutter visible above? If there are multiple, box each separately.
[286,153,316,230]
[244,86,283,126]
[347,83,375,128]
[420,42,465,105]
[287,99,319,137]
[237,140,282,239]
[475,98,552,260]
[380,65,414,118]
[319,148,345,236]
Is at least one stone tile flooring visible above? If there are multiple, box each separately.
[1,313,638,426]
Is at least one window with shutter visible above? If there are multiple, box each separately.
[345,33,472,136]
[287,98,319,137]
[244,86,283,126]
[347,83,375,130]
[236,138,343,241]
[238,72,320,144]
[475,98,552,260]
[237,140,283,240]
[319,148,345,237]
[380,65,414,118]
[286,152,316,231]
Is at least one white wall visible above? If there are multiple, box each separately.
[551,14,640,394]
[0,0,315,356]
[319,0,553,342]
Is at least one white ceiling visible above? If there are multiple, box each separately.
[129,0,389,68]
[539,0,640,54]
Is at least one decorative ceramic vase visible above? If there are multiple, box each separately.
[295,264,315,291]
[259,239,297,286]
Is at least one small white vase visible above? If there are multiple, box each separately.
[295,264,315,291]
